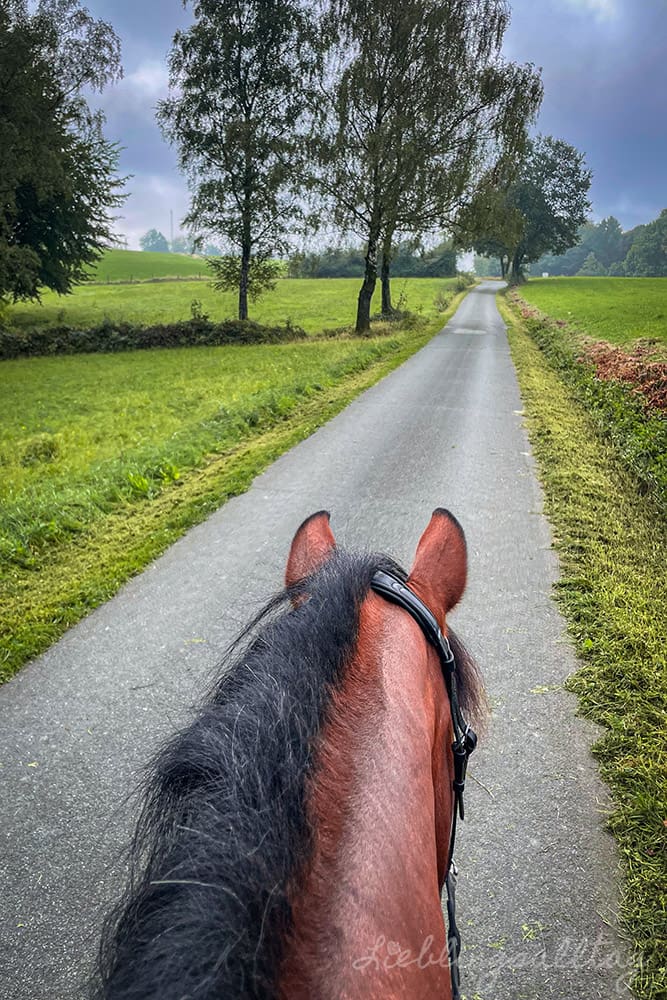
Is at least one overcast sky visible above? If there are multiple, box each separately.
[84,0,667,249]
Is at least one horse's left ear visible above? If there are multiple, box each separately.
[407,508,467,623]
[285,510,336,589]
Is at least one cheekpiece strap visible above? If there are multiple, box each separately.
[371,568,476,1000]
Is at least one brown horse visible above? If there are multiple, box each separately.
[95,509,484,1000]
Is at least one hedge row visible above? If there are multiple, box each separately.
[509,293,667,519]
[0,317,307,360]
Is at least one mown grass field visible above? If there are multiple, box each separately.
[521,277,667,347]
[5,276,458,334]
[86,248,209,283]
[499,291,667,999]
[0,340,385,568]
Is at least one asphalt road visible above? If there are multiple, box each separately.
[0,282,631,999]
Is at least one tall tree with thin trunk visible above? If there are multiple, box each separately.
[158,0,320,321]
[319,0,542,331]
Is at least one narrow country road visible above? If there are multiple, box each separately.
[0,282,630,999]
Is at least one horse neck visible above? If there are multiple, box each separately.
[280,592,455,998]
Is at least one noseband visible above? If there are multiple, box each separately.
[371,570,477,1000]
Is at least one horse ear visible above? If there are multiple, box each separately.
[285,511,336,589]
[407,509,467,622]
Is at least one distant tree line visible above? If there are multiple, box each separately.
[286,241,457,279]
[531,209,667,278]
[139,229,222,257]
[137,233,459,281]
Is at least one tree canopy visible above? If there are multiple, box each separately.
[0,0,124,301]
[286,240,457,279]
[318,0,542,330]
[578,252,607,277]
[517,209,666,278]
[463,135,591,283]
[158,0,320,320]
[624,209,667,277]
[140,229,170,253]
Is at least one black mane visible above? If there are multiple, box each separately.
[94,549,482,1000]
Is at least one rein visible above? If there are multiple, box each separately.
[371,570,477,1000]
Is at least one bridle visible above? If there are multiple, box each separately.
[371,570,477,1000]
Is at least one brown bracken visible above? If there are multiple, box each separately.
[581,341,667,413]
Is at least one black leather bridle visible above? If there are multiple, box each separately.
[371,570,477,1000]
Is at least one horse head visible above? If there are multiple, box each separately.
[96,510,484,1000]
[281,509,481,999]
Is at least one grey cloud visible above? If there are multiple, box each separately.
[505,0,667,228]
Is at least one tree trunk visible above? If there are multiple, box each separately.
[500,256,507,279]
[239,245,250,320]
[381,255,392,316]
[508,250,525,286]
[239,151,251,321]
[356,231,379,333]
[381,233,394,316]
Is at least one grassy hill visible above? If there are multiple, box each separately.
[87,248,209,283]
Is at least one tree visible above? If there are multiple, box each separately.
[170,234,193,254]
[587,216,624,270]
[158,0,320,320]
[464,136,591,284]
[456,181,525,278]
[578,252,607,276]
[319,0,542,330]
[624,209,667,276]
[207,256,282,303]
[140,229,170,253]
[0,0,124,301]
[509,137,591,282]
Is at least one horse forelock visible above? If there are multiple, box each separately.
[94,549,402,1000]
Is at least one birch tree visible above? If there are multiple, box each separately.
[158,0,320,321]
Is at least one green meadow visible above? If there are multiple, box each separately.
[0,340,387,573]
[6,275,459,334]
[520,277,667,347]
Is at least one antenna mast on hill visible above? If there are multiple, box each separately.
[170,210,174,247]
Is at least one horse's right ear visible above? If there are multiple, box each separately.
[407,508,467,624]
[285,511,336,590]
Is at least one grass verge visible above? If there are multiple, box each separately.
[0,300,464,681]
[499,294,667,999]
[506,290,667,517]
